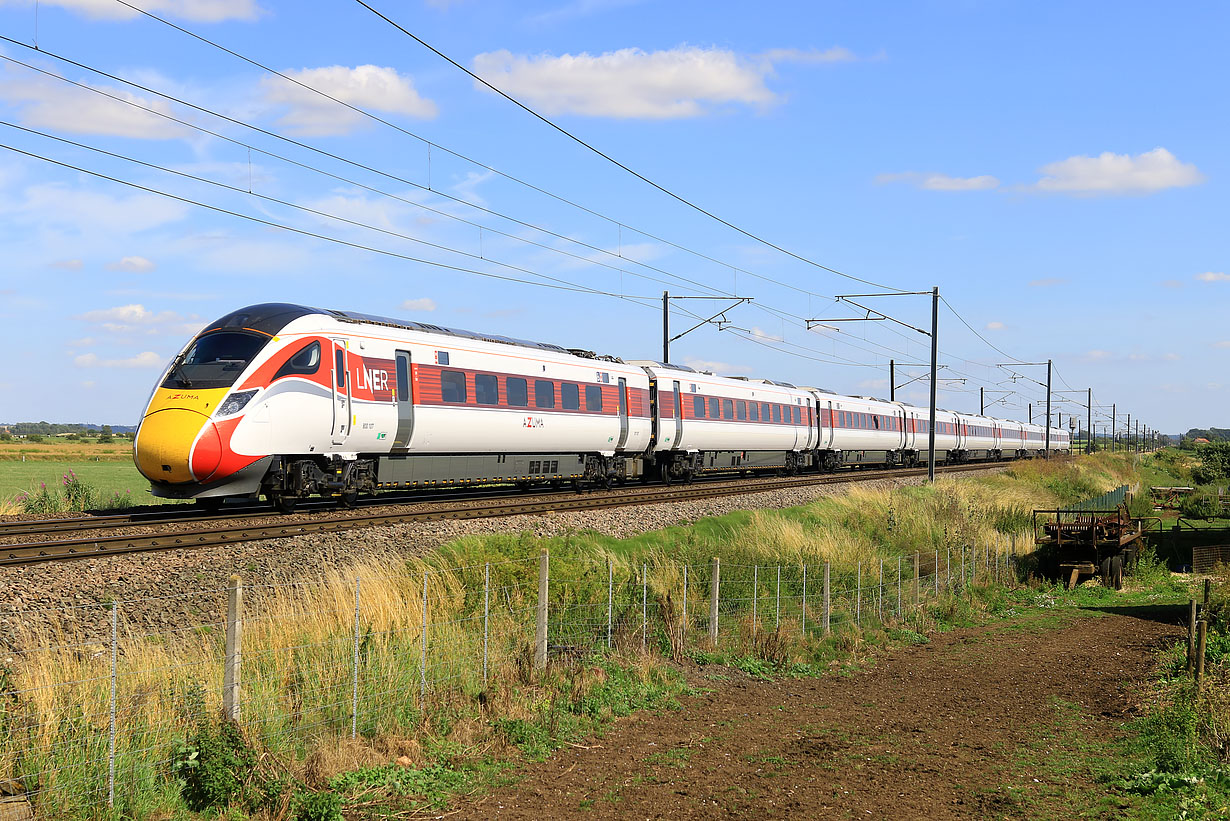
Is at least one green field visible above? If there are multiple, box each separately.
[0,459,177,509]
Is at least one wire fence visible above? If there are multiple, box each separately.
[0,541,1024,817]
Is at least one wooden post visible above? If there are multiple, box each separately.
[223,575,243,721]
[823,561,831,635]
[1197,619,1208,685]
[709,557,720,645]
[535,549,548,671]
[1187,599,1197,674]
[1205,579,1212,607]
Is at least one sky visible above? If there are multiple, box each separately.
[0,0,1225,436]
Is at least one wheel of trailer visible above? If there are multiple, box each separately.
[684,468,695,485]
[339,489,359,508]
[1099,556,1112,587]
[1111,555,1124,590]
[571,478,583,494]
[516,480,531,491]
[659,463,673,486]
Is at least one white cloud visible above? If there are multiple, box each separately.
[262,65,437,136]
[875,172,999,191]
[1083,349,1113,361]
[400,298,437,312]
[6,183,189,234]
[50,259,83,270]
[106,256,157,273]
[471,46,779,119]
[1032,147,1204,195]
[857,378,888,390]
[760,47,859,65]
[75,303,199,336]
[682,358,750,375]
[1028,278,1067,288]
[1160,279,1184,289]
[73,351,162,368]
[0,0,262,22]
[0,67,192,139]
[1214,341,1230,349]
[749,326,784,342]
[1196,272,1230,282]
[985,321,1005,330]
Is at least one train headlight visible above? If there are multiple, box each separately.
[215,389,258,419]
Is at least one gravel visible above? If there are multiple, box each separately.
[0,471,995,651]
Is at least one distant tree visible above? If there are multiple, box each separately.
[98,425,113,443]
[65,433,79,440]
[0,432,11,442]
[1194,441,1230,484]
[26,434,43,443]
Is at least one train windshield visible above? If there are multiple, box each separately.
[162,331,269,389]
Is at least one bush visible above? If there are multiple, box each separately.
[1180,491,1221,520]
[1194,442,1230,484]
[172,720,256,811]
[61,471,97,512]
[17,483,62,515]
[25,434,43,443]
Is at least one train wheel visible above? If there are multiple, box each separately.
[195,497,223,512]
[271,494,297,515]
[339,489,359,508]
[1111,555,1124,590]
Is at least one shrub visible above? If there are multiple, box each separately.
[1180,491,1221,520]
[1194,442,1230,484]
[294,789,343,821]
[17,483,62,515]
[25,434,43,443]
[172,720,256,811]
[61,471,97,512]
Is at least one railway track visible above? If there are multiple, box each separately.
[0,462,1007,567]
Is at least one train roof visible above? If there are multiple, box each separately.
[206,303,625,363]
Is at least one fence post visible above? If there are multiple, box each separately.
[896,556,902,617]
[223,575,243,721]
[535,550,548,671]
[1197,618,1208,685]
[961,548,967,595]
[878,558,884,620]
[709,557,720,645]
[776,566,781,629]
[823,562,831,635]
[683,563,689,636]
[856,562,861,626]
[913,553,920,610]
[607,560,613,650]
[108,601,117,808]
[1187,599,1197,674]
[753,565,759,634]
[946,548,951,591]
[483,563,490,686]
[641,563,648,651]
[801,564,808,633]
[351,578,360,739]
[420,571,428,698]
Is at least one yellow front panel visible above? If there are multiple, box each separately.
[134,388,228,484]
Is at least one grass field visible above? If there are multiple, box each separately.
[0,439,134,461]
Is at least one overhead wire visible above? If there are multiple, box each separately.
[349,0,906,293]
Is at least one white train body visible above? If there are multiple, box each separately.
[132,304,1069,505]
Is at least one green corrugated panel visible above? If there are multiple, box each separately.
[1060,484,1128,512]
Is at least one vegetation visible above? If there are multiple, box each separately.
[0,453,1142,820]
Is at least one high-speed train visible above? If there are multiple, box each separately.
[133,304,1068,510]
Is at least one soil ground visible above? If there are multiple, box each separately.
[449,603,1184,820]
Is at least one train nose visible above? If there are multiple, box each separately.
[135,410,223,484]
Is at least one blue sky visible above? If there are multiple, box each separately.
[0,0,1224,436]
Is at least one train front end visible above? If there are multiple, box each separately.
[134,304,312,500]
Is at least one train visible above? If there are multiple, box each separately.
[132,303,1069,511]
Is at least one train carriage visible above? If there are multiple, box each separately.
[633,364,815,481]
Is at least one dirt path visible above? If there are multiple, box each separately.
[451,604,1183,820]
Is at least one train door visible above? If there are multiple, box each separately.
[804,398,816,449]
[672,380,684,449]
[616,377,629,449]
[898,408,909,450]
[392,350,414,449]
[331,339,352,446]
[824,400,835,448]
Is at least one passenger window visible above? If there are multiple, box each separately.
[535,380,555,409]
[507,377,528,407]
[561,383,579,410]
[335,349,345,388]
[873,415,880,430]
[273,341,321,380]
[709,397,720,417]
[749,402,759,421]
[585,385,603,412]
[793,407,801,425]
[722,399,733,419]
[736,401,747,420]
[773,405,782,424]
[693,395,705,418]
[475,373,499,405]
[441,371,467,403]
